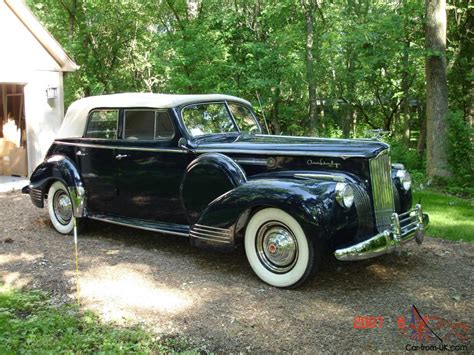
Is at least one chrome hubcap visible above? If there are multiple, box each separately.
[256,222,298,273]
[53,190,72,225]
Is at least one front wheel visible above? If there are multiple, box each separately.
[47,181,81,235]
[244,208,316,288]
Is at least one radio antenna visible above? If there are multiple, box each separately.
[256,91,271,134]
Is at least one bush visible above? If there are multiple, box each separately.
[387,139,426,187]
[447,110,473,189]
[389,141,424,172]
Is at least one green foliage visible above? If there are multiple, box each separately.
[26,0,471,189]
[413,189,474,242]
[0,287,189,353]
[26,0,427,134]
[390,140,424,173]
[447,110,473,187]
[425,111,474,197]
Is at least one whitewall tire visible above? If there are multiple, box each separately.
[244,208,315,288]
[47,181,75,235]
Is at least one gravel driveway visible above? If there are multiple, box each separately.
[1,192,473,352]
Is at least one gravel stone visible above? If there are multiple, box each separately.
[0,192,472,352]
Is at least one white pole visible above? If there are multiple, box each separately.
[73,217,80,306]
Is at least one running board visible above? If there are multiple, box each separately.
[88,213,189,237]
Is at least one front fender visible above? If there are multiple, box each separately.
[195,178,347,245]
[27,155,86,216]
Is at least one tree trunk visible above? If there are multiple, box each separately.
[425,0,450,178]
[270,84,282,135]
[342,103,353,138]
[342,103,357,138]
[401,0,411,145]
[302,0,318,136]
[417,106,427,155]
[352,109,357,138]
[401,40,411,145]
[69,0,77,38]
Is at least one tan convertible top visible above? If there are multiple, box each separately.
[57,93,252,138]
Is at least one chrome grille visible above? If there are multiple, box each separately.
[352,184,374,238]
[30,188,43,201]
[190,224,232,244]
[369,150,395,231]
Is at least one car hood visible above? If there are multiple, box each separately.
[194,134,388,159]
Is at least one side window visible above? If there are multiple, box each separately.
[124,110,155,140]
[155,111,175,139]
[228,103,260,133]
[124,110,174,140]
[85,110,118,139]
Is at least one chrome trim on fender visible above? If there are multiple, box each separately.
[233,158,268,166]
[294,173,345,182]
[30,188,42,200]
[190,224,233,244]
[334,204,429,261]
[189,233,232,244]
[194,224,231,233]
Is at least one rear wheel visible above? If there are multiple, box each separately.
[47,181,78,234]
[244,208,316,288]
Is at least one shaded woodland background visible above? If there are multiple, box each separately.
[28,0,472,194]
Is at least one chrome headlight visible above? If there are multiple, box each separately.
[396,169,412,191]
[335,182,354,209]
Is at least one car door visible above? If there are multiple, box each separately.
[115,108,191,224]
[77,109,120,215]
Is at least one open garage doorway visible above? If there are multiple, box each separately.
[0,83,28,178]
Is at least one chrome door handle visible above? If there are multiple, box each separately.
[76,150,88,156]
[115,154,129,160]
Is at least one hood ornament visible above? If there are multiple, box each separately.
[307,159,341,169]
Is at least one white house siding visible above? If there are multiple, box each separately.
[23,71,65,174]
[0,0,67,175]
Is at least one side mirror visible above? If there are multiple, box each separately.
[178,137,191,152]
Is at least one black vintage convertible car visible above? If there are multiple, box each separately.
[23,93,429,287]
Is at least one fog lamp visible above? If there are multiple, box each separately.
[396,169,412,191]
[335,182,354,209]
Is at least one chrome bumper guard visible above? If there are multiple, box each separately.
[334,204,429,261]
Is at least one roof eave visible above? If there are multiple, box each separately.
[5,0,79,72]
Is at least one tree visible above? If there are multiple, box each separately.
[27,0,470,171]
[425,0,450,178]
[302,0,318,135]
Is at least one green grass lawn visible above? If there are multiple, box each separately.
[413,189,474,242]
[0,286,189,354]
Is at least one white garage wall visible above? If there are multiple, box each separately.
[0,0,66,176]
[23,71,65,175]
[0,1,60,74]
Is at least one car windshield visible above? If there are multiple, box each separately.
[181,102,260,137]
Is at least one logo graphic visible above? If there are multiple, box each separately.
[307,159,341,168]
[353,306,470,352]
[397,305,469,345]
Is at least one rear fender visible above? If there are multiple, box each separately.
[27,155,86,217]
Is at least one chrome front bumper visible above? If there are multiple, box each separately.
[334,204,429,261]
